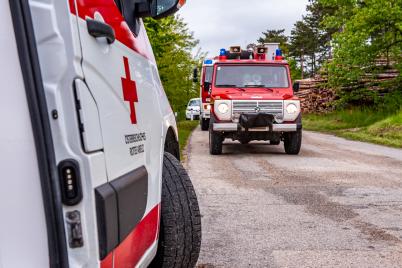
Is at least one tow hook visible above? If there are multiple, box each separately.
[66,210,84,248]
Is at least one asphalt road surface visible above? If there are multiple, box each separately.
[184,127,402,268]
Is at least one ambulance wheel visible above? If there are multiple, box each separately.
[284,129,302,155]
[201,118,209,131]
[150,152,201,268]
[209,129,223,155]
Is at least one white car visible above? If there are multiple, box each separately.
[185,98,201,120]
[0,0,201,267]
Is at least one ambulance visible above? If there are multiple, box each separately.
[0,0,201,267]
[208,45,302,155]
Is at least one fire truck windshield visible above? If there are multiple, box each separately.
[215,65,289,88]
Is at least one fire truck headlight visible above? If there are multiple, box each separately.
[283,100,301,122]
[286,104,298,114]
[218,103,229,114]
[214,100,232,120]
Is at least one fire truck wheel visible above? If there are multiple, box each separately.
[284,129,302,155]
[150,152,201,268]
[209,130,223,155]
[200,118,209,131]
[239,138,251,144]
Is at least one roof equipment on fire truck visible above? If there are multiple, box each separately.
[256,45,267,60]
[229,46,241,54]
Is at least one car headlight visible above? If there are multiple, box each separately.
[206,104,211,110]
[214,100,232,120]
[283,100,301,122]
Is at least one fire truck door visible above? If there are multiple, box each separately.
[71,0,163,265]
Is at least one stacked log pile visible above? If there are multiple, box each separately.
[295,61,399,113]
[295,77,336,113]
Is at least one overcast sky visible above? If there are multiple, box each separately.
[178,0,309,56]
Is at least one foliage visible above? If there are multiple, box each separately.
[144,16,200,118]
[319,0,402,92]
[177,120,198,160]
[288,0,337,77]
[304,109,402,148]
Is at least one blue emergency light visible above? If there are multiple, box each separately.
[220,49,226,56]
[276,48,283,57]
[204,59,213,65]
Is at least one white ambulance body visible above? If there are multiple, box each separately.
[0,0,200,267]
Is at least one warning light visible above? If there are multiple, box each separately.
[204,59,213,65]
[275,48,284,60]
[219,48,227,60]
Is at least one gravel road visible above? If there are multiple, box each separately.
[184,128,402,268]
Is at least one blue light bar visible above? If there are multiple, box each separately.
[276,48,282,57]
[204,59,213,65]
[220,48,226,56]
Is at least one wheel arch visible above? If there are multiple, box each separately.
[164,126,180,161]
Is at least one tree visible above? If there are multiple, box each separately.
[319,0,402,95]
[144,15,200,118]
[258,29,289,55]
[288,0,339,77]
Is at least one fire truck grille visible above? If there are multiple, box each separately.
[232,100,283,116]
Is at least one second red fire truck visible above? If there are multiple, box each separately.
[205,44,302,155]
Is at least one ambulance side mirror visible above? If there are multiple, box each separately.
[193,68,198,83]
[293,82,300,93]
[150,0,185,19]
[127,0,185,19]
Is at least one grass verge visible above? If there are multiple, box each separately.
[177,120,199,160]
[303,109,402,148]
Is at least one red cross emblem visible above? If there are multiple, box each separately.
[121,57,138,124]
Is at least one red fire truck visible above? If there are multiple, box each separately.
[199,60,214,130]
[208,45,302,155]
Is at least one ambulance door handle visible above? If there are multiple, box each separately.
[86,19,115,44]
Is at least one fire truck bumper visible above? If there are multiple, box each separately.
[201,110,210,119]
[213,123,299,132]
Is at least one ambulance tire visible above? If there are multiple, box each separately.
[284,129,302,155]
[209,129,223,155]
[200,118,209,131]
[150,152,201,268]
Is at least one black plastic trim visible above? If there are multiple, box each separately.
[95,183,119,260]
[94,166,149,260]
[8,0,69,267]
[111,166,148,242]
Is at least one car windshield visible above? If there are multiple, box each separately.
[215,65,289,88]
[189,99,200,106]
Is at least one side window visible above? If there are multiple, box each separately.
[114,0,122,11]
[205,67,213,83]
[114,0,141,36]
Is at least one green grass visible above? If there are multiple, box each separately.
[304,109,402,148]
[177,120,199,160]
